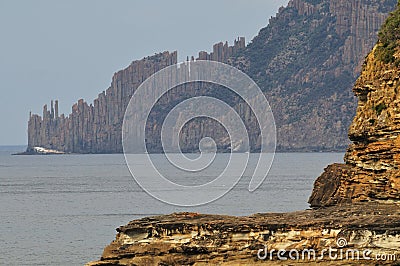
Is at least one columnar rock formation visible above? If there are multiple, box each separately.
[198,37,245,62]
[27,0,397,153]
[28,52,178,153]
[87,204,400,265]
[27,40,245,153]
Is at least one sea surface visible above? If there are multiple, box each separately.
[0,146,344,265]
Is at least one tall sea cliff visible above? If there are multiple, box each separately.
[27,0,397,153]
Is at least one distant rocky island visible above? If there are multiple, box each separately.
[87,2,400,264]
[17,146,65,155]
[26,0,397,154]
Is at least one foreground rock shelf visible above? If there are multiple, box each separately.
[87,203,400,265]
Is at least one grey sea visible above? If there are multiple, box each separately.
[0,146,344,265]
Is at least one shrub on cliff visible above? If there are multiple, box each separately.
[376,1,400,65]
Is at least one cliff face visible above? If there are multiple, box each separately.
[28,52,178,153]
[27,0,397,153]
[309,3,400,207]
[27,40,245,153]
[238,0,397,151]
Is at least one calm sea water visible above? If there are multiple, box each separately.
[0,146,344,265]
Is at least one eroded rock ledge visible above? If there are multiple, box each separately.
[87,203,400,265]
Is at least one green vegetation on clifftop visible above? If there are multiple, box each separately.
[376,1,400,65]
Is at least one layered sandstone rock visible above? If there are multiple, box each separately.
[309,5,400,207]
[87,203,400,265]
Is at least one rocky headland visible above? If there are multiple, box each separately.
[87,2,400,265]
[26,0,397,154]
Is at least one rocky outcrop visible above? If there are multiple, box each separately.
[26,0,397,154]
[18,146,65,155]
[87,203,400,265]
[309,3,400,207]
[198,37,245,63]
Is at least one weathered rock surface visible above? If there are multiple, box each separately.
[309,4,400,207]
[87,203,400,265]
[27,0,397,153]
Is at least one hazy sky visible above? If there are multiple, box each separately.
[0,0,288,145]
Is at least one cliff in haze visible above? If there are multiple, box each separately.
[27,0,397,153]
[236,0,397,151]
[28,52,178,153]
[27,39,245,153]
